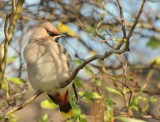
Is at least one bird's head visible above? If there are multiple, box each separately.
[29,21,65,42]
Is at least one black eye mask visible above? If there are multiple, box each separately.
[47,29,59,37]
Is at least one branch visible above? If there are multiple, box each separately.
[8,0,24,42]
[4,91,42,117]
[125,0,146,51]
[127,0,146,40]
[0,0,24,88]
[60,0,147,88]
[117,0,127,39]
[60,46,126,88]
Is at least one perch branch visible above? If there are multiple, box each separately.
[4,91,42,117]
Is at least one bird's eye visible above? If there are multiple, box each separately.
[47,31,54,36]
[47,30,59,37]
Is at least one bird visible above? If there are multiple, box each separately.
[23,21,73,117]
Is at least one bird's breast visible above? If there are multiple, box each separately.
[24,41,71,93]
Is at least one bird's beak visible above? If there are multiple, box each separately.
[56,34,66,38]
[55,34,65,42]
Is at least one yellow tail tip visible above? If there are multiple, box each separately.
[61,109,73,118]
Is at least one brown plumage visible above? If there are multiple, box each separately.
[48,91,71,113]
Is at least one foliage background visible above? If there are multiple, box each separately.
[0,0,160,122]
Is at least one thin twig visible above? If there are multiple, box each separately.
[127,0,146,40]
[94,28,113,48]
[4,91,42,117]
[125,0,146,51]
[117,0,127,39]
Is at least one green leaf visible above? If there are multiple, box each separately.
[102,66,107,74]
[38,114,48,122]
[74,77,83,88]
[95,78,101,87]
[86,26,94,33]
[9,114,17,122]
[79,91,102,99]
[150,97,157,102]
[84,66,94,77]
[67,108,86,122]
[105,87,122,96]
[130,97,141,112]
[78,91,91,102]
[78,91,85,96]
[86,91,102,99]
[79,114,87,122]
[105,98,116,108]
[115,116,146,122]
[40,100,57,109]
[104,98,115,122]
[114,74,124,79]
[147,37,160,49]
[90,92,102,99]
[7,77,24,85]
[7,56,18,63]
[69,90,76,108]
[73,105,81,118]
[73,59,82,64]
[98,0,102,3]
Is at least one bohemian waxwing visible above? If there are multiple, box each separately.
[23,21,73,117]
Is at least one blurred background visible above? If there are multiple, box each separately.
[0,0,160,122]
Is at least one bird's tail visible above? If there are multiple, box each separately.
[48,90,73,118]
